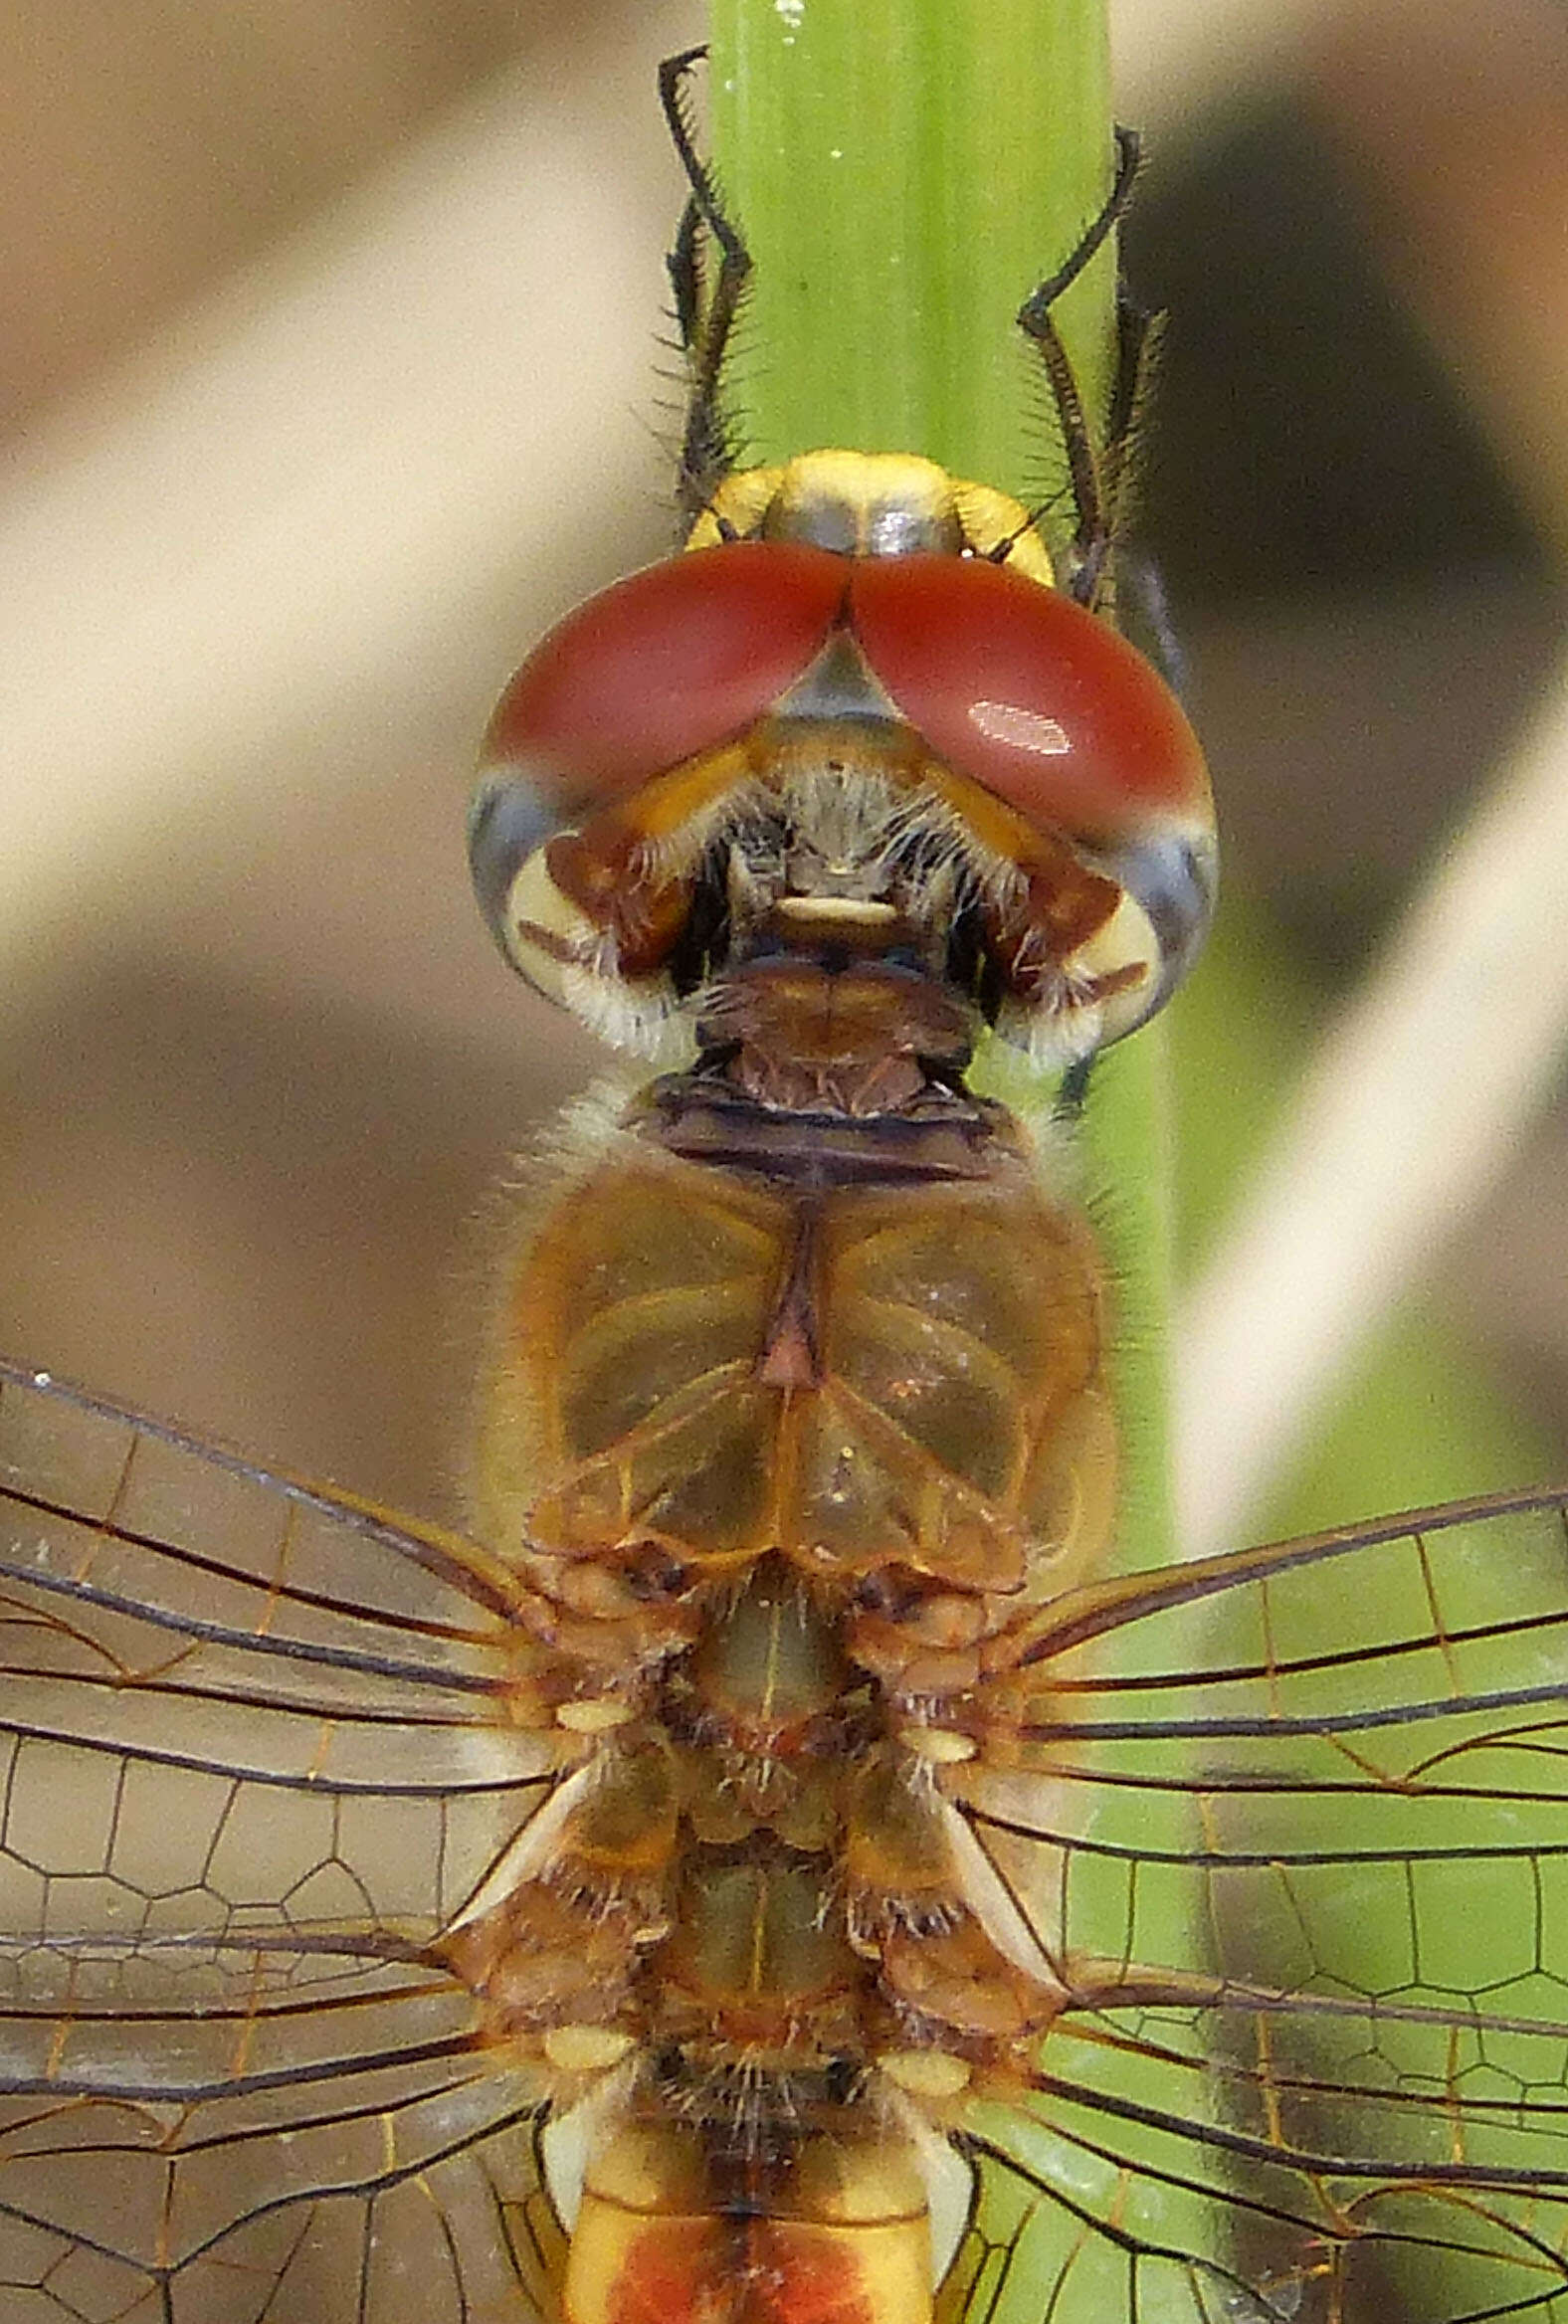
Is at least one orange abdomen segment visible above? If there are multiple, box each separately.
[473,1115,1112,1609]
[563,2124,933,2324]
[572,2219,927,2324]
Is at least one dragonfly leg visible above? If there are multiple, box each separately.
[1016,124,1143,609]
[659,47,754,525]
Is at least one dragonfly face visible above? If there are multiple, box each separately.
[469,446,1214,1070]
[2,52,1568,2324]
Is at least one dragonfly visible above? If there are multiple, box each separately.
[3,47,1568,2324]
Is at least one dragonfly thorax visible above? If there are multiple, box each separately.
[456,843,1114,2316]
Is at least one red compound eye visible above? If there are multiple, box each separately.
[482,540,848,818]
[848,553,1210,845]
[470,538,851,1014]
[471,515,1215,1062]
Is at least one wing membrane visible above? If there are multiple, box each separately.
[8,1364,1568,2318]
[942,1491,1568,2318]
[0,1364,565,2321]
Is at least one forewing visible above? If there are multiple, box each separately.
[14,1354,1568,2324]
[942,1490,1568,2321]
[0,1361,566,2322]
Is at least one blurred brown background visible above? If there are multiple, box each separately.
[1,0,1565,1538]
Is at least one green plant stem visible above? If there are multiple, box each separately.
[705,0,1176,1572]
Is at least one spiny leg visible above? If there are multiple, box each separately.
[667,188,704,365]
[1016,125,1143,609]
[659,46,753,523]
[1094,283,1190,688]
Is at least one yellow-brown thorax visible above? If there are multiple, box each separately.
[455,937,1114,2324]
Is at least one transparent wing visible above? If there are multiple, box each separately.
[0,1359,565,2323]
[11,1357,1568,2323]
[943,1491,1568,2322]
